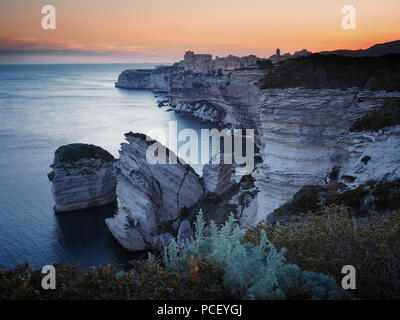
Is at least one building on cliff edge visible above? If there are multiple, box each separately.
[269,48,312,64]
[183,51,265,74]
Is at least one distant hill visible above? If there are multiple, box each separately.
[320,40,400,57]
[260,53,400,91]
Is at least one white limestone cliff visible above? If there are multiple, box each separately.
[115,65,400,227]
[115,67,171,91]
[169,68,265,129]
[246,89,400,225]
[48,144,117,213]
[105,132,204,252]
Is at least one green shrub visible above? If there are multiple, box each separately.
[256,59,274,70]
[271,179,400,220]
[372,178,400,211]
[245,205,400,299]
[350,98,400,132]
[55,144,114,163]
[260,53,400,91]
[271,183,347,219]
[163,212,351,300]
[0,259,230,300]
[186,175,256,226]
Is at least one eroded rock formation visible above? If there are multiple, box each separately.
[105,132,204,251]
[250,89,400,223]
[48,144,117,212]
[115,51,400,227]
[115,63,265,129]
[115,67,170,91]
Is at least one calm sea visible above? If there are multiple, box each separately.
[0,64,211,270]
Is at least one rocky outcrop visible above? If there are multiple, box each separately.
[174,100,224,123]
[105,132,204,252]
[169,68,265,128]
[115,66,171,91]
[48,144,117,212]
[249,89,400,225]
[175,88,400,228]
[115,53,400,228]
[116,66,265,128]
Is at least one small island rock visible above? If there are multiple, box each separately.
[48,143,117,212]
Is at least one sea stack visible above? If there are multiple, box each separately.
[105,132,204,251]
[48,143,117,212]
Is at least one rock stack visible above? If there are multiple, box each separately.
[48,143,117,212]
[105,132,204,251]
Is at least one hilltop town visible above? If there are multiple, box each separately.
[164,48,312,74]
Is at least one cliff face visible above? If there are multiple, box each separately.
[115,67,171,91]
[48,144,117,212]
[248,89,400,224]
[116,64,400,226]
[115,66,265,129]
[105,133,204,251]
[169,68,265,129]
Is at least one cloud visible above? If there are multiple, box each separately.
[12,37,37,42]
[0,37,151,56]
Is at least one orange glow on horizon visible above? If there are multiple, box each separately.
[0,0,399,63]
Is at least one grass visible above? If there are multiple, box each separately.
[0,260,231,300]
[55,144,114,163]
[350,98,400,132]
[245,205,400,299]
[270,178,400,221]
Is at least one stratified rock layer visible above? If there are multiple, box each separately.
[116,66,265,128]
[48,144,117,212]
[105,133,204,251]
[249,89,400,225]
[116,64,400,227]
[115,67,170,91]
[169,68,265,129]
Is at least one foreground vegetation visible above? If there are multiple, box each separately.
[1,212,352,300]
[1,179,399,300]
[245,205,400,299]
[0,261,233,300]
[54,143,115,163]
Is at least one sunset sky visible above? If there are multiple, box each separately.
[0,0,399,63]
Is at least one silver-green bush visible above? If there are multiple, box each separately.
[162,211,352,300]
